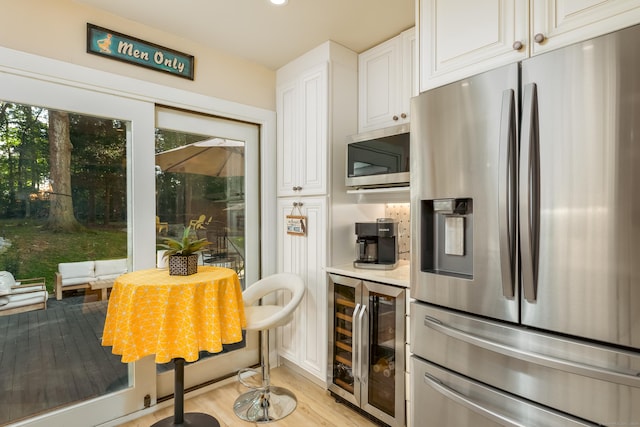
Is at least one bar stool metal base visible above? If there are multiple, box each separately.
[151,412,220,427]
[233,386,297,423]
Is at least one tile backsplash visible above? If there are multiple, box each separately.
[384,203,410,261]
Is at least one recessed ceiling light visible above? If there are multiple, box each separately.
[270,0,288,5]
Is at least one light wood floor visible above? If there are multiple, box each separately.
[117,366,381,427]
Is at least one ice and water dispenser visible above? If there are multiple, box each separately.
[420,198,473,279]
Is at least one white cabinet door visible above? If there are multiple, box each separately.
[359,36,401,132]
[419,0,640,91]
[276,197,328,381]
[401,27,419,118]
[359,28,415,133]
[276,63,328,197]
[531,0,640,56]
[276,80,298,198]
[420,0,528,91]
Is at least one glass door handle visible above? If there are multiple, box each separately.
[357,304,368,385]
[352,303,362,384]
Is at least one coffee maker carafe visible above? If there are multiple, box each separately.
[354,218,399,270]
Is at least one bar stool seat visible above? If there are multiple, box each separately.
[233,273,305,423]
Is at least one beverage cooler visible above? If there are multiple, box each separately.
[328,273,405,427]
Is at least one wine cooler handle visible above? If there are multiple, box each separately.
[352,303,362,383]
[358,304,368,384]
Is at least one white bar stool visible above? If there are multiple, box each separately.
[233,273,305,422]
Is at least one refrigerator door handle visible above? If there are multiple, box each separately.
[352,303,362,384]
[424,315,640,388]
[499,89,516,298]
[423,373,527,427]
[519,83,540,302]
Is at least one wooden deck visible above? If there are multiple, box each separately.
[0,295,128,425]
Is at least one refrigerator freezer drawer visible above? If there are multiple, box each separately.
[411,302,640,426]
[411,357,598,427]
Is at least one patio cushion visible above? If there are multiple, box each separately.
[12,285,46,294]
[8,290,48,303]
[58,261,95,286]
[94,259,127,280]
[0,271,16,296]
[0,296,8,306]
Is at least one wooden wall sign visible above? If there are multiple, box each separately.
[286,203,306,236]
[86,23,194,80]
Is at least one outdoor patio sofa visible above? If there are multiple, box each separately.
[55,258,127,300]
[0,271,48,316]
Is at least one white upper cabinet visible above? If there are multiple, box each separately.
[277,63,328,197]
[359,27,417,133]
[420,0,640,90]
[531,0,640,55]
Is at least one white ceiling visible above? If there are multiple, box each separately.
[75,0,415,70]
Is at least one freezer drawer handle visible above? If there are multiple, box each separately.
[423,373,526,427]
[424,316,640,387]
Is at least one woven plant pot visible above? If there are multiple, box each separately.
[168,254,198,276]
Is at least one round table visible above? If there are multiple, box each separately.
[102,266,246,427]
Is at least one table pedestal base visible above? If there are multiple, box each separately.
[151,358,220,427]
[150,412,220,427]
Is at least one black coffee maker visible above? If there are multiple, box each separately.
[354,218,399,270]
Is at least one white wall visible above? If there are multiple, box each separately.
[0,0,276,111]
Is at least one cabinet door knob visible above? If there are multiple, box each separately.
[400,113,407,119]
[534,33,546,44]
[512,41,523,51]
[392,115,399,121]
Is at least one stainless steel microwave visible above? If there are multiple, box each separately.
[345,124,410,189]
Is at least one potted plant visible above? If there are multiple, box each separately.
[157,226,211,276]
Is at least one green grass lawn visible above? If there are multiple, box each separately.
[0,219,127,293]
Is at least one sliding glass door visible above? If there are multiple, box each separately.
[0,68,156,427]
[154,107,260,397]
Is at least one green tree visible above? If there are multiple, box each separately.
[70,115,126,225]
[47,110,81,231]
[0,102,49,219]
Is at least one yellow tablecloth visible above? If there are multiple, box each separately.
[102,266,246,364]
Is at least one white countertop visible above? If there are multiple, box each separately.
[325,260,410,288]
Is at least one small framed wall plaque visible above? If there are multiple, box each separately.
[86,23,194,80]
[286,203,306,236]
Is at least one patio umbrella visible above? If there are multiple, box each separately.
[155,138,244,177]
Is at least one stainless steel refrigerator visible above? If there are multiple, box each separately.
[410,23,640,426]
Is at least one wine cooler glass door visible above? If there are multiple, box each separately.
[329,274,362,407]
[362,280,406,427]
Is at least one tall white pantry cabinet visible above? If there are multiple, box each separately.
[275,41,359,383]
